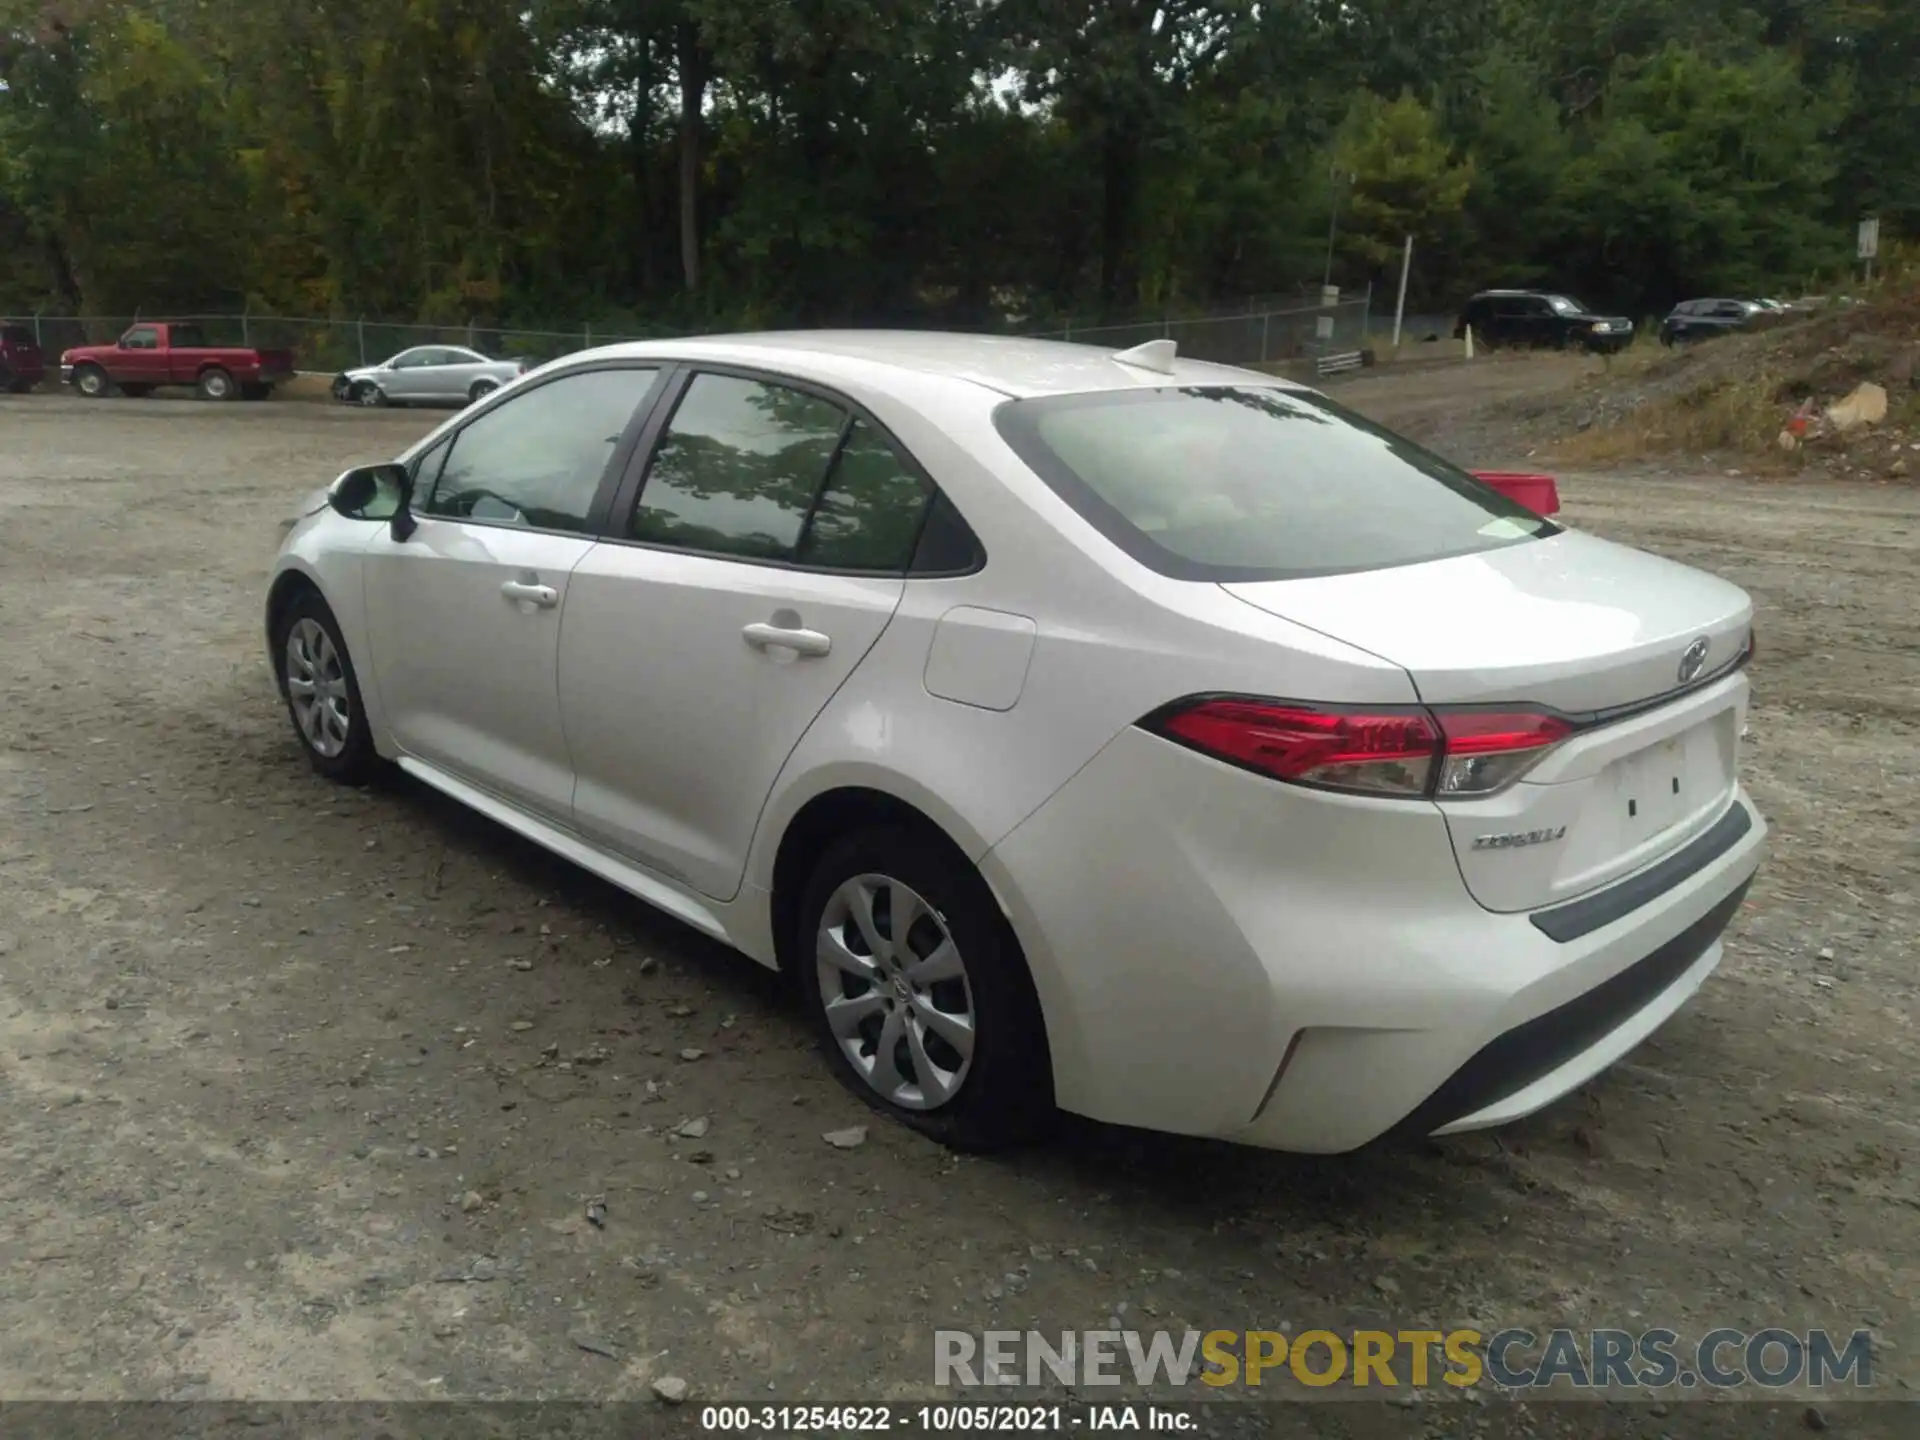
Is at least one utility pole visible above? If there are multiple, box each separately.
[1392,236,1413,349]
[1323,168,1348,292]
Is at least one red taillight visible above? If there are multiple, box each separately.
[1150,700,1441,797]
[1432,710,1572,795]
[1146,698,1572,798]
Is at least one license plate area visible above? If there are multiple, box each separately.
[1607,726,1713,850]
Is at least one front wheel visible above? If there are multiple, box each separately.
[73,364,111,398]
[196,367,237,401]
[795,826,1052,1151]
[352,380,388,408]
[468,379,499,405]
[272,590,379,784]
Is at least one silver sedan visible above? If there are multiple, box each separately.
[332,346,528,408]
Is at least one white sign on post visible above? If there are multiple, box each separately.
[1858,217,1879,260]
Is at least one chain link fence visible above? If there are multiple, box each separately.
[1026,294,1373,367]
[6,292,1374,376]
[0,313,669,373]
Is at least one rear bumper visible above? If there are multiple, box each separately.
[983,727,1764,1153]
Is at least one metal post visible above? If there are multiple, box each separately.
[583,322,592,350]
[1260,311,1270,364]
[242,307,250,346]
[467,321,476,350]
[1322,169,1344,291]
[1392,236,1412,349]
[357,316,366,366]
[31,312,40,346]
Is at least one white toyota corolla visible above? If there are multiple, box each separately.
[266,332,1765,1153]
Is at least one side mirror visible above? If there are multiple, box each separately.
[327,463,414,536]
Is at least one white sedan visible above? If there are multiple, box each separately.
[265,332,1765,1152]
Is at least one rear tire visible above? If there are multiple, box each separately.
[73,364,111,398]
[196,367,237,401]
[794,826,1052,1152]
[271,588,379,785]
[468,378,499,405]
[6,380,33,394]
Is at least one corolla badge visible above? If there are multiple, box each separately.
[1471,826,1567,851]
[1678,636,1711,684]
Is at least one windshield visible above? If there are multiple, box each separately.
[993,385,1558,582]
[1546,296,1588,315]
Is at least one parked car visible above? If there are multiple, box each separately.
[1455,291,1635,353]
[61,322,295,400]
[0,323,47,392]
[1660,298,1765,346]
[266,332,1764,1154]
[331,346,530,408]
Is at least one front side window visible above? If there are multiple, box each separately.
[629,373,846,561]
[994,385,1557,583]
[425,366,657,532]
[1546,295,1588,315]
[124,327,159,350]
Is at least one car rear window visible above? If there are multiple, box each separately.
[1,326,34,345]
[992,385,1558,582]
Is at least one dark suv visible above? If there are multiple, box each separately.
[1659,298,1764,347]
[0,324,45,392]
[1454,291,1634,354]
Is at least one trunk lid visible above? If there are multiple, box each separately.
[1224,530,1754,912]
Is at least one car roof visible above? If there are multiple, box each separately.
[584,330,1292,400]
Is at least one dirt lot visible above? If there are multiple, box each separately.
[1,373,1915,1433]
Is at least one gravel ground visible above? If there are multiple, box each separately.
[0,378,1914,1434]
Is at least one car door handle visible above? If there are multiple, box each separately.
[501,580,558,608]
[742,622,831,658]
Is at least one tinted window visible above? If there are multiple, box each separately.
[124,327,159,350]
[630,373,845,560]
[426,367,656,532]
[392,348,433,369]
[1,326,33,344]
[797,420,933,570]
[994,385,1557,583]
[910,491,984,574]
[171,325,207,347]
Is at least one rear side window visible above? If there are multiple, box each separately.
[993,385,1557,583]
[797,419,934,570]
[630,373,845,560]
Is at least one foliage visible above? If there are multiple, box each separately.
[0,0,1898,325]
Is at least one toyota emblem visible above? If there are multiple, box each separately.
[1678,637,1711,684]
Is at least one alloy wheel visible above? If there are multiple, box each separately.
[284,617,351,758]
[815,874,975,1110]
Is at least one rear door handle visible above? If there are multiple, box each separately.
[501,580,558,608]
[742,622,832,658]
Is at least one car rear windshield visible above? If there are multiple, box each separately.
[992,385,1558,582]
[1,326,34,344]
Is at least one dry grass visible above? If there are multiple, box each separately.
[1545,370,1789,465]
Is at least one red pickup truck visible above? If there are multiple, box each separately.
[61,322,295,401]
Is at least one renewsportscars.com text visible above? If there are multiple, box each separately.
[934,1327,1873,1391]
